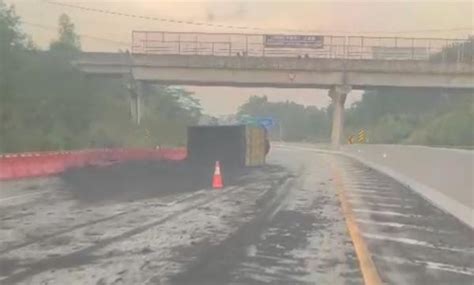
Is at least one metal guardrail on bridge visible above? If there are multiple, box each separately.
[132,31,471,62]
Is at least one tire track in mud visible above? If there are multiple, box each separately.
[0,210,135,255]
[0,190,208,255]
[1,180,278,284]
[167,175,297,285]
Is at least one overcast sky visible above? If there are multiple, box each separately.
[7,0,473,115]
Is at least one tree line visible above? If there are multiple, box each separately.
[345,89,473,146]
[239,90,473,147]
[238,96,331,142]
[0,2,201,153]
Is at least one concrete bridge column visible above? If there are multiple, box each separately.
[329,85,351,149]
[128,81,143,125]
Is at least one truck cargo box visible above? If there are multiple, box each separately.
[245,125,267,166]
[187,125,267,170]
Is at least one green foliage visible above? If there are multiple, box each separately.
[49,13,81,57]
[0,0,25,50]
[430,37,474,63]
[369,114,418,144]
[238,89,473,147]
[345,36,473,147]
[238,96,330,142]
[337,38,473,147]
[0,5,201,153]
[407,98,474,146]
[346,90,473,147]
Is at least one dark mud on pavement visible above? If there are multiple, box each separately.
[61,160,258,203]
[2,162,290,284]
[168,177,296,285]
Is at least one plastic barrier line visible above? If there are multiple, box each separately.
[0,148,187,181]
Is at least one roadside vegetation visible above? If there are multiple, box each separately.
[239,90,473,147]
[239,40,473,147]
[0,2,201,153]
[238,96,331,142]
[345,89,473,146]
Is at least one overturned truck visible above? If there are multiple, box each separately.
[187,125,270,171]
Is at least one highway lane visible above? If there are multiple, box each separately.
[0,147,473,284]
[274,145,474,284]
[341,144,474,209]
[341,144,474,227]
[171,147,363,284]
[0,153,361,284]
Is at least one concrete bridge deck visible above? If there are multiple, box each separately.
[75,53,474,90]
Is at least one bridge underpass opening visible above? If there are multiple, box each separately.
[132,83,362,148]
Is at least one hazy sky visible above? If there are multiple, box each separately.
[7,0,473,115]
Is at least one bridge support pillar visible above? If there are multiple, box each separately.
[129,81,143,125]
[329,85,351,150]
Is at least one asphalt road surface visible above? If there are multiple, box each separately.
[0,146,473,285]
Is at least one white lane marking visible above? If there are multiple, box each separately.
[350,189,387,194]
[0,190,51,203]
[349,187,392,192]
[373,254,474,276]
[422,261,474,276]
[355,201,414,210]
[348,193,404,202]
[356,219,414,228]
[364,233,469,253]
[356,219,451,233]
[352,209,418,218]
[346,183,391,189]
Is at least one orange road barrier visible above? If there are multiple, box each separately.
[0,148,187,181]
[212,161,223,189]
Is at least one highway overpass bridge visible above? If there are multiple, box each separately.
[74,31,474,148]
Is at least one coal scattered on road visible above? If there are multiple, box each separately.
[61,160,253,204]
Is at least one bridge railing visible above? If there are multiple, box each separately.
[131,31,471,62]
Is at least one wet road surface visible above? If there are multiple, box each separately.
[275,145,474,285]
[0,146,473,284]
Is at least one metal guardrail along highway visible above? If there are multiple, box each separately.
[132,31,471,62]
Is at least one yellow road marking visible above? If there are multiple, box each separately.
[329,159,383,285]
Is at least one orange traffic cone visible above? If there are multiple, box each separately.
[212,161,223,189]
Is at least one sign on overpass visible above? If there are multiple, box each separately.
[264,35,324,49]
